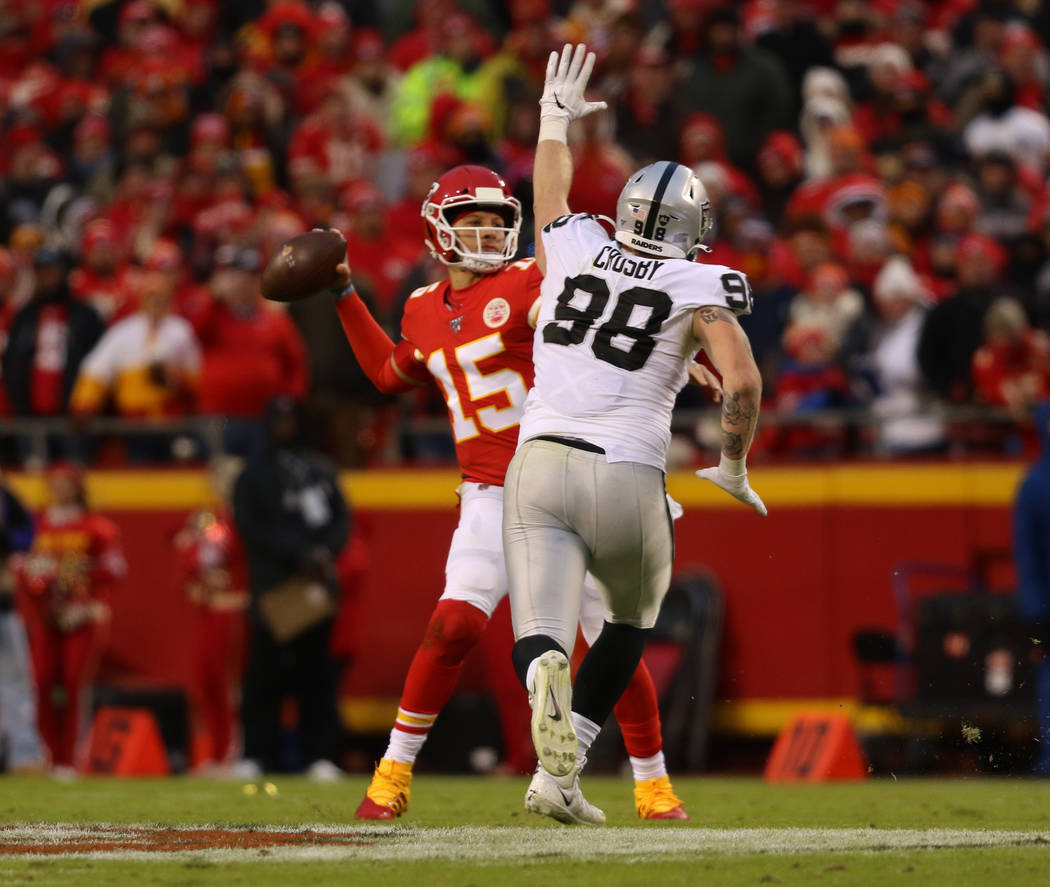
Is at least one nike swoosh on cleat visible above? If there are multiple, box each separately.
[557,786,573,806]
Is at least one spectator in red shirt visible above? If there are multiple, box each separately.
[852,42,914,145]
[678,112,760,208]
[755,131,804,226]
[566,97,634,218]
[69,219,132,324]
[788,126,886,251]
[339,182,424,323]
[768,213,836,291]
[98,0,159,87]
[287,83,384,189]
[766,321,854,456]
[259,1,316,103]
[999,22,1048,112]
[386,145,446,245]
[389,0,460,72]
[972,296,1050,411]
[194,245,309,436]
[296,2,354,114]
[185,112,232,178]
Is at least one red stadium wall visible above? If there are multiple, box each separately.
[7,464,1024,718]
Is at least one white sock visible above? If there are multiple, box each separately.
[525,658,540,697]
[571,712,601,758]
[384,729,426,765]
[629,751,668,782]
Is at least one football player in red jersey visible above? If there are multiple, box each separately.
[13,464,126,773]
[331,165,688,821]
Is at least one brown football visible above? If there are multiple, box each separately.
[261,229,347,302]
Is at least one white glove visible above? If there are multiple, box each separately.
[538,43,607,141]
[696,458,768,516]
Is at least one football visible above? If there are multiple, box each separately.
[260,229,347,302]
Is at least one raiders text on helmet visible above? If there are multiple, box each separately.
[614,161,712,259]
[421,165,522,273]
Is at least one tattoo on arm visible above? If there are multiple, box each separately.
[720,389,759,459]
[698,306,734,325]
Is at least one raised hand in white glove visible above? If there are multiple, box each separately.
[539,43,607,134]
[695,456,768,516]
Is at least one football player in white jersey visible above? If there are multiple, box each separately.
[504,44,768,824]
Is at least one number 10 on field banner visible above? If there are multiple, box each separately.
[764,712,869,782]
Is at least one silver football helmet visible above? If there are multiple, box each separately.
[614,161,712,259]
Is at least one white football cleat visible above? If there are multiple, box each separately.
[529,650,576,777]
[525,761,605,825]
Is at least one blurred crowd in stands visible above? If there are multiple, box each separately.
[2,0,1050,467]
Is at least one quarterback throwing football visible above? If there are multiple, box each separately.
[331,163,689,821]
[505,44,767,824]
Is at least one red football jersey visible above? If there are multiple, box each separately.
[400,259,541,485]
[16,509,126,618]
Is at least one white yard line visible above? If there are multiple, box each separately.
[2,824,1049,862]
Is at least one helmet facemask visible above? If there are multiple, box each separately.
[423,188,521,274]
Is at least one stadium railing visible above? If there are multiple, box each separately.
[0,403,1034,467]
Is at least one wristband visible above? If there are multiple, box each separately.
[719,453,746,476]
[538,115,569,144]
[331,282,356,301]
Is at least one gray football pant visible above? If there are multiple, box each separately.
[0,611,45,768]
[503,438,674,657]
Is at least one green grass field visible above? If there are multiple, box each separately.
[2,774,1050,886]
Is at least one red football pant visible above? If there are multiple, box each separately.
[613,658,664,760]
[25,618,107,767]
[393,599,488,737]
[191,608,236,763]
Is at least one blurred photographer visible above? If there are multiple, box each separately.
[232,396,349,779]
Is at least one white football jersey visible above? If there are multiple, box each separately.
[519,213,752,469]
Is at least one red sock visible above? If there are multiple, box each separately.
[614,659,663,760]
[391,599,488,744]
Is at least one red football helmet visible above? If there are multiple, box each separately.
[421,165,521,273]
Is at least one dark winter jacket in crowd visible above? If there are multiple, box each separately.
[2,291,105,416]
